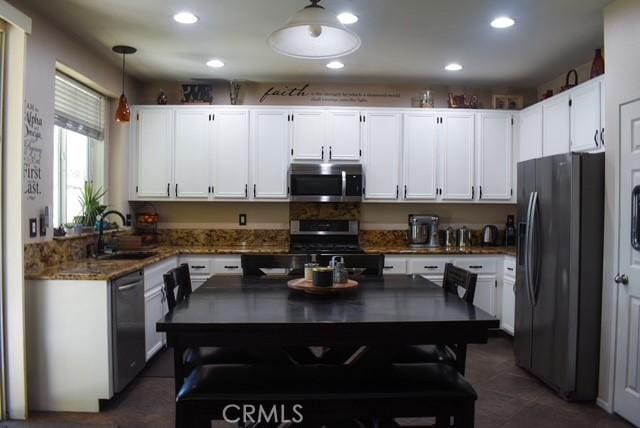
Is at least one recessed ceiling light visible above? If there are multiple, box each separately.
[490,16,515,29]
[206,59,225,68]
[326,61,344,69]
[337,12,358,24]
[173,11,198,24]
[445,63,463,71]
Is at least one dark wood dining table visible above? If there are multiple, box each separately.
[157,274,499,393]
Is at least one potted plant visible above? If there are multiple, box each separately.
[77,181,107,233]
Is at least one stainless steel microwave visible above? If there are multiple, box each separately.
[289,163,363,202]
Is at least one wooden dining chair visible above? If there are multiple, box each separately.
[170,263,192,301]
[162,268,294,374]
[240,254,323,364]
[395,263,478,374]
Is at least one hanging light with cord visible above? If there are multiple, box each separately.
[112,45,137,122]
[267,0,360,59]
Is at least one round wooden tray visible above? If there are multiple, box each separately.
[287,278,359,295]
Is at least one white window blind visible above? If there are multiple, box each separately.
[54,72,105,140]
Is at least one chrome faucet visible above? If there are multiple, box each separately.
[96,210,126,256]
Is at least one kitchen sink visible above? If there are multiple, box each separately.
[99,251,158,261]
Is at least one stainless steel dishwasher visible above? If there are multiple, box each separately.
[111,270,145,393]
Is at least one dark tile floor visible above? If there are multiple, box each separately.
[2,337,632,427]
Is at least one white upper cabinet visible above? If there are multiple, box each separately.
[570,79,603,152]
[212,110,249,198]
[174,109,211,199]
[134,108,174,198]
[251,110,290,199]
[363,111,402,200]
[403,112,438,200]
[440,112,475,200]
[600,82,605,147]
[477,112,512,201]
[519,104,543,162]
[542,93,571,156]
[290,109,326,161]
[326,110,361,161]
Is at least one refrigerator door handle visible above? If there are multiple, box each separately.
[524,192,535,305]
[529,191,540,305]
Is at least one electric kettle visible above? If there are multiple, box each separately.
[481,225,499,246]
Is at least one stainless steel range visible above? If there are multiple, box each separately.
[290,220,363,254]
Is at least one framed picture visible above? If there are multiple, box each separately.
[181,84,213,104]
[492,95,524,110]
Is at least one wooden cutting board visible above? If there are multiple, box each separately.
[287,278,359,295]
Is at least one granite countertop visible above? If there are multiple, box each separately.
[25,244,516,281]
[25,244,290,281]
[362,245,517,257]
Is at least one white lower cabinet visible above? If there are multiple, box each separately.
[382,256,408,274]
[501,256,516,335]
[179,255,244,290]
[212,256,243,275]
[385,254,502,317]
[181,255,212,291]
[472,276,497,316]
[144,286,167,361]
[143,256,178,361]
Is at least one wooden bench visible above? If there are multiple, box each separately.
[176,363,477,427]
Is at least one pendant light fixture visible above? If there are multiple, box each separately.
[112,45,137,122]
[267,0,361,59]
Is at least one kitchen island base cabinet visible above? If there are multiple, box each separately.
[25,280,112,412]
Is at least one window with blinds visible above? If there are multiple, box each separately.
[54,72,105,140]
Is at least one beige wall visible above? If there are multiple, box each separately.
[143,201,515,231]
[360,203,515,230]
[142,202,290,229]
[599,0,640,412]
[12,0,140,242]
[536,59,596,99]
[141,80,538,109]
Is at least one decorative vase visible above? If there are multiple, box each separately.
[157,90,168,105]
[590,48,604,78]
[229,81,241,105]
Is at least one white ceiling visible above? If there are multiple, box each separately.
[19,0,612,87]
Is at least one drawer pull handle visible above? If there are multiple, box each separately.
[191,265,207,269]
[424,265,439,269]
[224,265,239,269]
[384,266,394,269]
[506,267,514,271]
[469,265,483,269]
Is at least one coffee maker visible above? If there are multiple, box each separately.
[408,214,440,247]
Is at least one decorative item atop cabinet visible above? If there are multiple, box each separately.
[448,93,480,109]
[156,90,168,105]
[541,89,553,101]
[181,84,213,104]
[229,80,241,105]
[590,48,604,78]
[492,95,523,110]
[411,90,434,108]
[560,69,579,92]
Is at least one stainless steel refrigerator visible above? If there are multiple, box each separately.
[515,152,604,401]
